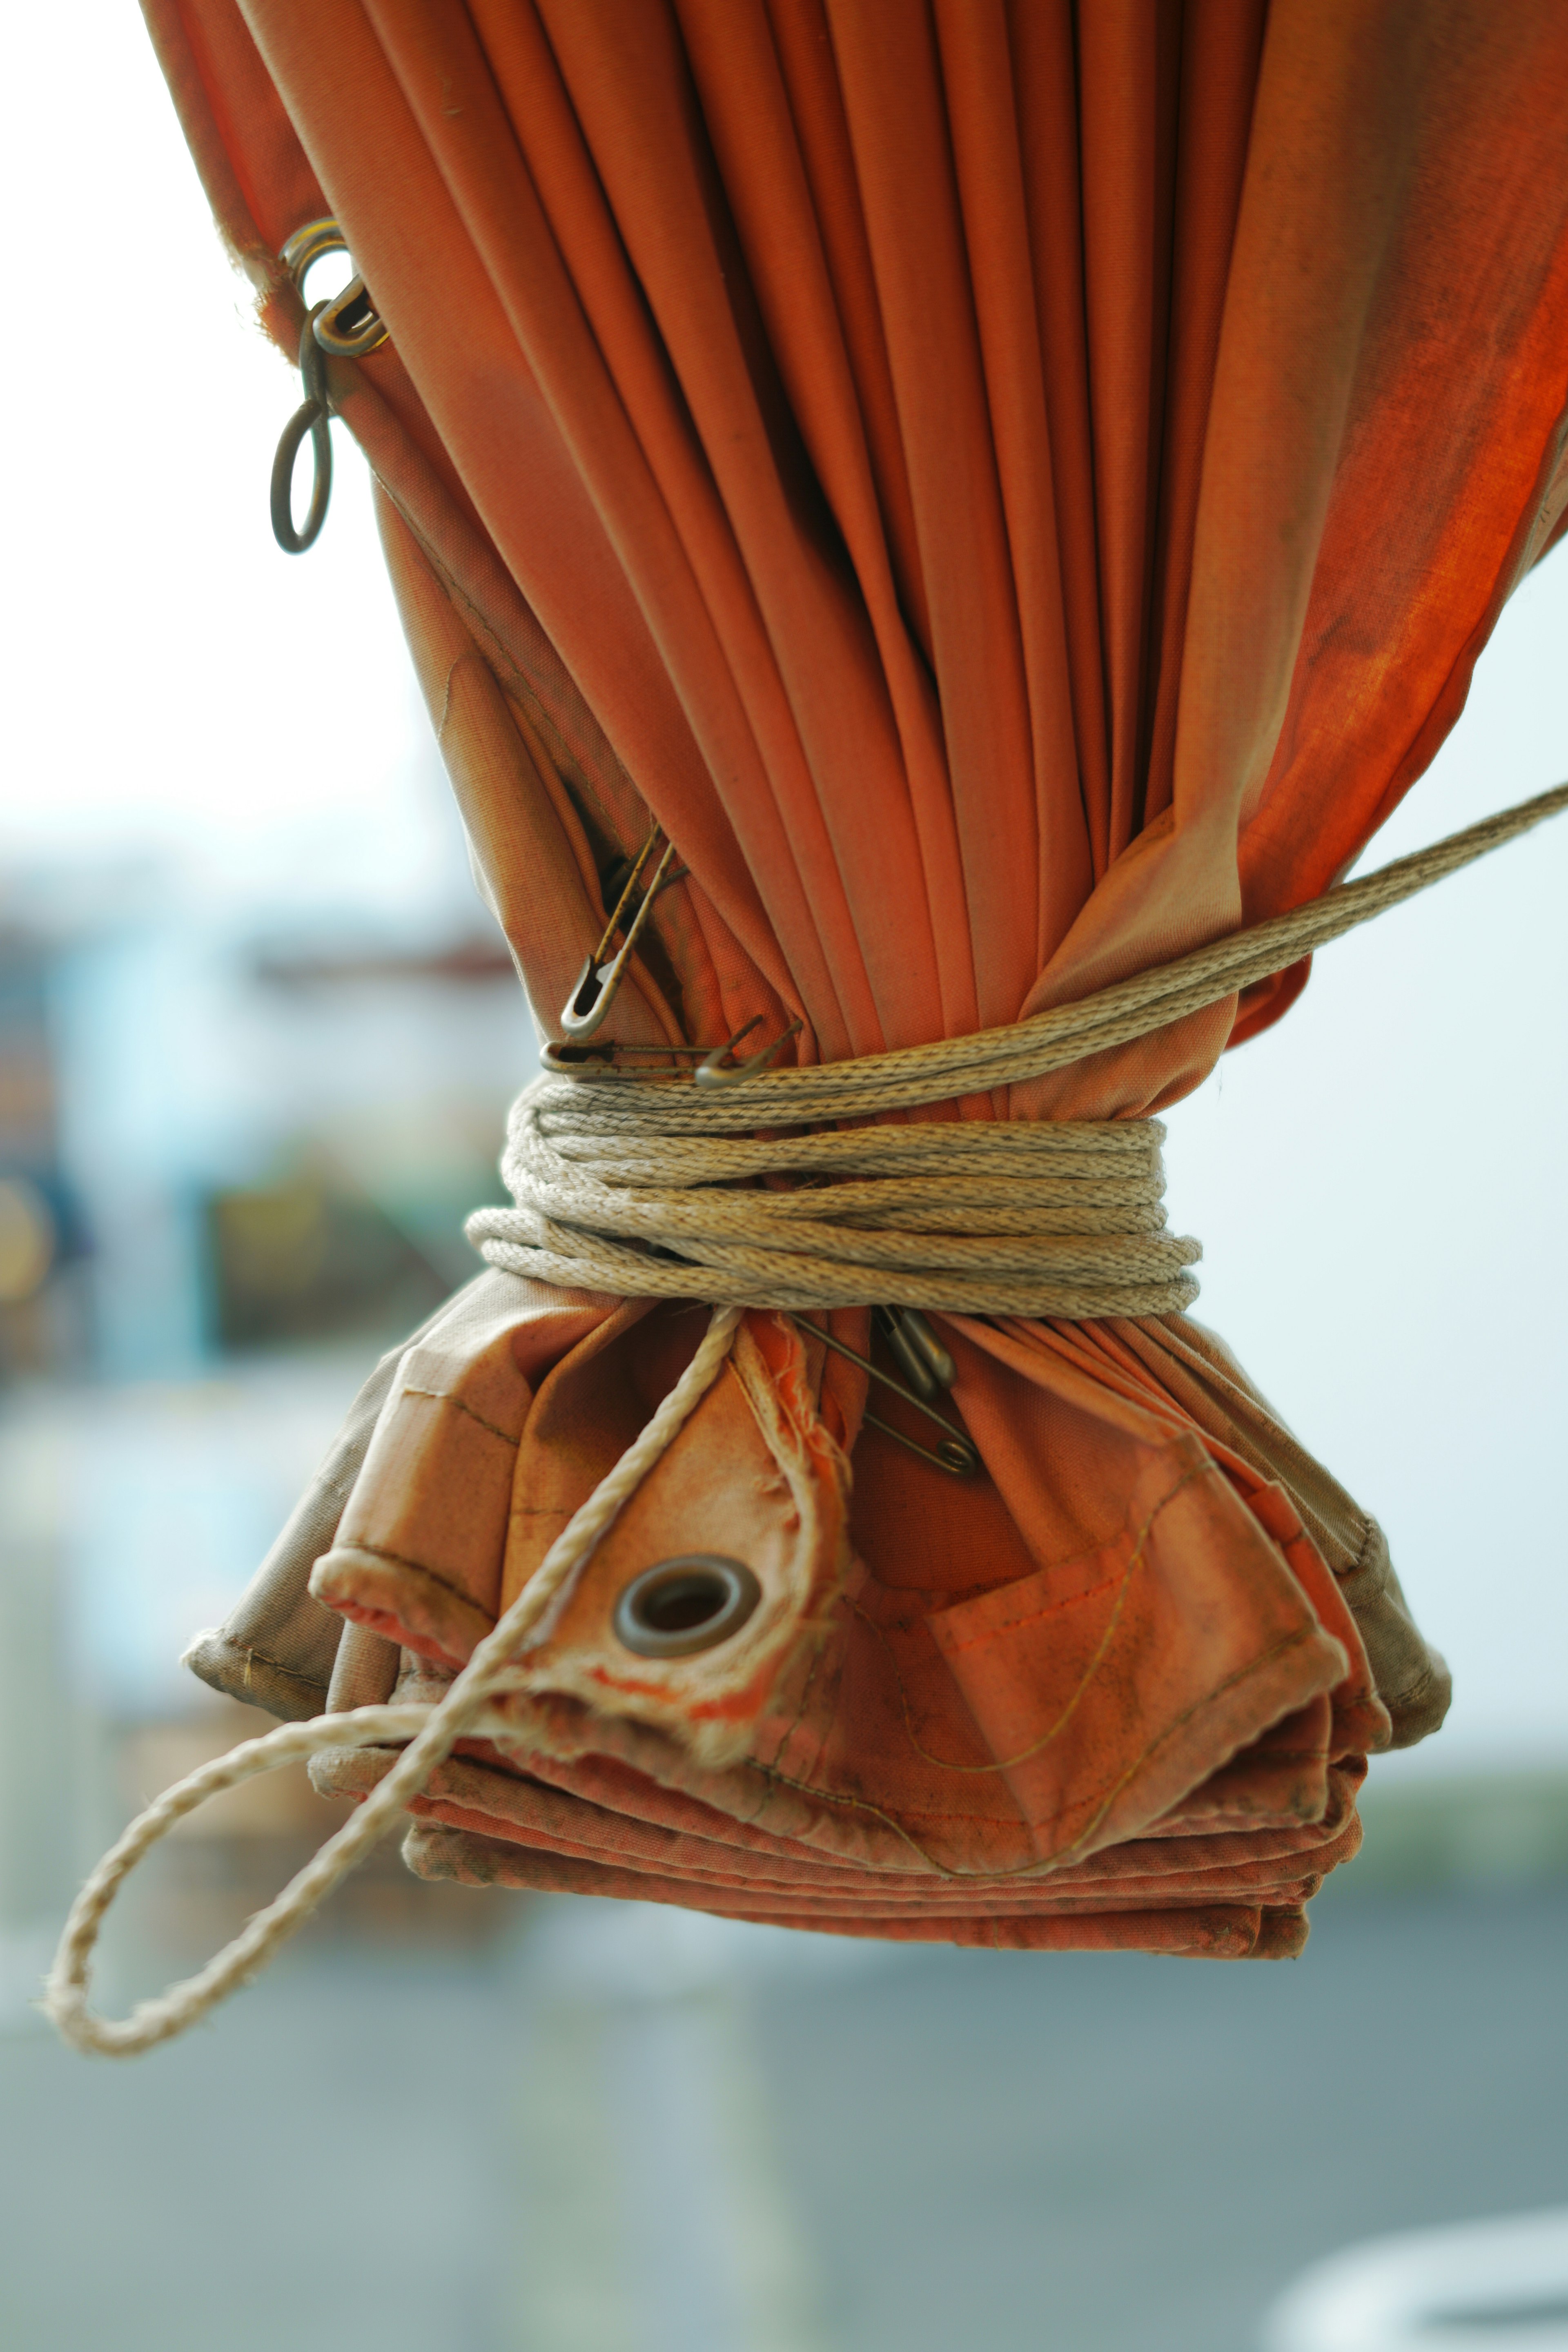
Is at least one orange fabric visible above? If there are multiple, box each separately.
[147,1,1568,1948]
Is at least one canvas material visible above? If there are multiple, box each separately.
[149,0,1568,1944]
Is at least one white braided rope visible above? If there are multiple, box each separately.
[469,781,1568,1318]
[43,1307,744,2056]
[474,1098,1201,1316]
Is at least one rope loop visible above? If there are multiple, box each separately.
[44,1308,744,2056]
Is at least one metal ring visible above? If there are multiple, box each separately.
[280,216,349,294]
[279,218,388,356]
[270,397,332,553]
[612,1556,761,1659]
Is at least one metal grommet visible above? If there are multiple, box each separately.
[612,1556,762,1660]
[280,216,349,293]
[278,217,388,356]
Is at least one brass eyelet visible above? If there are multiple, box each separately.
[280,216,350,290]
[278,217,389,355]
[612,1557,761,1659]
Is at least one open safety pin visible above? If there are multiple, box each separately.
[542,1011,803,1083]
[560,827,682,1040]
[795,1318,979,1479]
[872,1305,957,1400]
[695,1013,802,1087]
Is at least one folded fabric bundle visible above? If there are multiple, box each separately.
[52,0,1568,2046]
[189,1267,1443,1958]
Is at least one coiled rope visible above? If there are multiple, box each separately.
[469,780,1568,1318]
[43,777,1568,2054]
[477,1107,1198,1318]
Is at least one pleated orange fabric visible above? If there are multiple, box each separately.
[153,1,1568,1953]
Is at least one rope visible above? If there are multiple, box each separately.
[474,1102,1200,1317]
[43,1307,744,2055]
[611,779,1568,1120]
[468,779,1568,1315]
[43,775,1568,2054]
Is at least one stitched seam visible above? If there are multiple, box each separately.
[1383,1660,1444,1710]
[922,1450,1206,1654]
[212,1640,329,1696]
[857,1462,1208,1775]
[1340,1514,1383,1580]
[330,1541,497,1624]
[744,1619,1327,1878]
[741,1595,844,1829]
[1202,1747,1327,1767]
[401,1386,520,1448]
[933,1561,1125,1654]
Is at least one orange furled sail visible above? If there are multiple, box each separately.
[109,0,1568,1971]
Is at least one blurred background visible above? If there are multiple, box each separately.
[0,9,1564,2351]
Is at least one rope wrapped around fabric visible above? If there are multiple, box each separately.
[478,1102,1198,1318]
[469,780,1568,1318]
[42,777,1568,2056]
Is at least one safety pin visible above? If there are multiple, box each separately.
[873,1305,957,1401]
[541,1036,726,1079]
[796,1319,979,1479]
[561,828,679,1040]
[694,1013,803,1088]
[541,1011,800,1080]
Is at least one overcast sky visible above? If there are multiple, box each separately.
[4,3,1564,1771]
[3,2,472,927]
